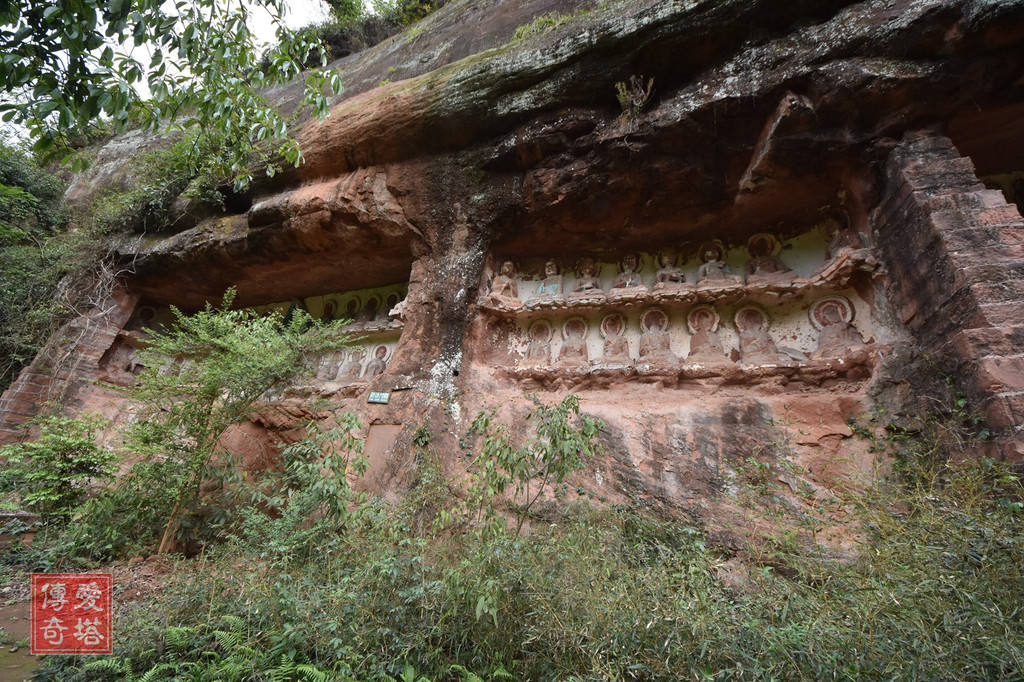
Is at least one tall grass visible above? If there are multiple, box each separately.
[37,455,1024,681]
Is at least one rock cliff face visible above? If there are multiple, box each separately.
[3,0,1024,537]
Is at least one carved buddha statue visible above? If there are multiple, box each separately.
[338,348,365,381]
[811,297,866,359]
[609,252,648,296]
[527,260,564,304]
[364,345,389,378]
[824,216,865,260]
[685,306,729,363]
[317,350,346,381]
[638,308,679,365]
[653,249,689,292]
[745,233,796,285]
[570,257,606,300]
[734,307,786,364]
[696,243,742,287]
[599,313,631,365]
[484,260,522,308]
[558,318,590,367]
[525,321,552,365]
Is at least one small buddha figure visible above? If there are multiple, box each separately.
[385,292,402,321]
[570,258,606,301]
[357,296,381,327]
[696,242,743,287]
[685,305,729,363]
[527,260,564,304]
[811,297,866,359]
[128,306,157,333]
[823,216,865,260]
[338,348,366,382]
[609,252,648,297]
[652,249,690,292]
[322,301,337,321]
[745,233,796,285]
[341,297,360,325]
[525,320,553,365]
[317,350,346,381]
[638,307,679,365]
[484,260,522,309]
[734,307,786,364]
[558,317,590,367]
[599,313,632,365]
[388,293,408,322]
[364,345,389,378]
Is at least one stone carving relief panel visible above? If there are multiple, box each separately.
[479,225,885,387]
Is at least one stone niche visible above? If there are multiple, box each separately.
[112,282,410,397]
[476,225,884,389]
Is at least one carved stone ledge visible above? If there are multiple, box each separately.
[342,319,405,336]
[498,348,876,390]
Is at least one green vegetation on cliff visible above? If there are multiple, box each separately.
[0,138,69,391]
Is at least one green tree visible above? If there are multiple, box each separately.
[0,0,341,187]
[124,289,349,554]
[0,413,114,518]
[458,394,604,537]
[0,136,69,391]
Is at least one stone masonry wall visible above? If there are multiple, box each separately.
[875,133,1024,455]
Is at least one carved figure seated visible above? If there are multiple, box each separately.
[558,318,590,367]
[638,307,679,366]
[356,296,380,325]
[525,320,553,365]
[609,252,648,298]
[384,292,402,322]
[340,298,361,326]
[734,307,787,364]
[696,242,743,288]
[483,260,522,309]
[810,297,866,359]
[745,233,796,285]
[685,305,730,363]
[317,350,346,381]
[570,258,606,301]
[812,216,876,281]
[364,345,389,378]
[526,260,564,305]
[824,216,865,260]
[598,313,631,365]
[652,249,691,293]
[338,348,366,382]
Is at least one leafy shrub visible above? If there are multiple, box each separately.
[0,413,113,519]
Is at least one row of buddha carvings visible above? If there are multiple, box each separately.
[313,288,407,332]
[481,228,872,313]
[517,296,869,368]
[315,343,394,384]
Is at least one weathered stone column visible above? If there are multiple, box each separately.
[875,132,1024,455]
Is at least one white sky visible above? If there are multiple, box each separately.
[252,0,334,41]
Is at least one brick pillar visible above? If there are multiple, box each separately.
[875,132,1024,453]
[0,286,139,444]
